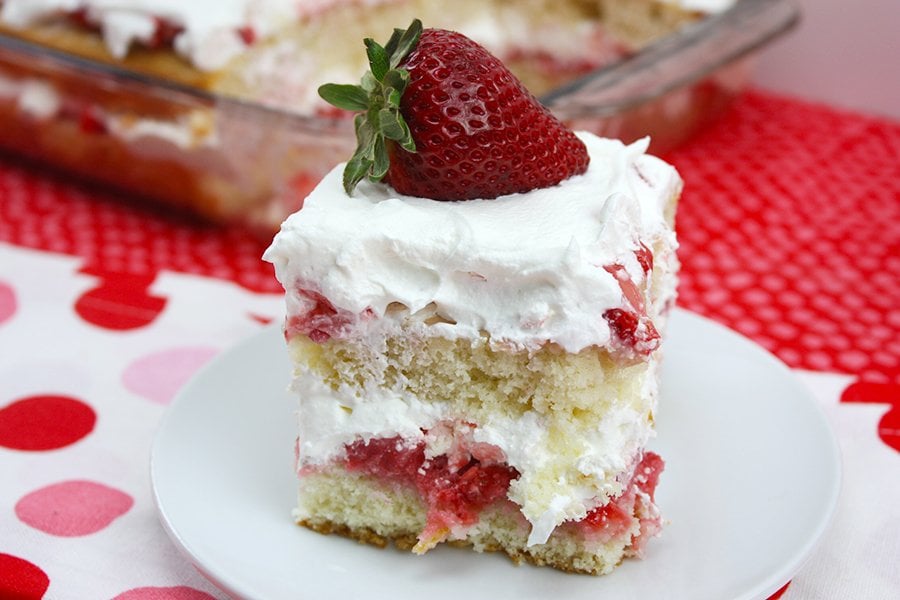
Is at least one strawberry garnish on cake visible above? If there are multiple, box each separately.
[318,19,589,200]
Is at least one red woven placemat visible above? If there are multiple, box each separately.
[1,89,898,383]
[667,90,899,384]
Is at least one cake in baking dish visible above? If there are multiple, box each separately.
[0,0,716,228]
[263,20,681,574]
[0,0,734,112]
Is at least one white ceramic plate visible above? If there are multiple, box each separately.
[151,309,841,600]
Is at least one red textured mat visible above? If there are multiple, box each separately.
[667,90,900,384]
[1,89,898,384]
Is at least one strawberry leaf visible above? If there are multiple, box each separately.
[383,28,403,58]
[388,19,422,68]
[356,117,377,159]
[318,19,424,195]
[317,84,368,111]
[360,71,378,93]
[383,69,409,98]
[372,136,389,179]
[365,39,389,81]
[343,152,372,194]
[378,108,406,141]
[398,119,415,152]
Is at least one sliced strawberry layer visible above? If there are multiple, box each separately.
[344,435,519,545]
[65,10,253,51]
[634,243,654,275]
[339,433,664,551]
[602,245,661,359]
[286,288,373,342]
[579,451,665,551]
[604,307,661,356]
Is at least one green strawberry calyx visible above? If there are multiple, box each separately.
[317,19,423,195]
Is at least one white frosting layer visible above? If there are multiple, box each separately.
[265,132,680,353]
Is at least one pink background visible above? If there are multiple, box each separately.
[753,0,900,119]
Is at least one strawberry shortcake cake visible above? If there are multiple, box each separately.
[264,20,681,574]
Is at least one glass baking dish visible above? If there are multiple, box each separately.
[0,0,798,233]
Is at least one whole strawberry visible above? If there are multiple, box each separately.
[318,19,589,200]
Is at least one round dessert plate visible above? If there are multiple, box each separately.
[151,308,841,600]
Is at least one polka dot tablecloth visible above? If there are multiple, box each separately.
[1,89,898,599]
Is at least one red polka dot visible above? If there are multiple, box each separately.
[767,581,791,600]
[75,268,167,331]
[0,395,96,451]
[16,480,134,536]
[248,313,275,325]
[841,380,900,452]
[880,407,900,453]
[0,161,281,295]
[0,553,50,599]
[111,586,218,600]
[0,280,16,325]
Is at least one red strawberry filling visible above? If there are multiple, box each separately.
[286,288,373,343]
[78,105,107,135]
[344,435,519,545]
[339,431,663,549]
[578,452,664,552]
[147,17,184,50]
[634,243,654,274]
[64,11,254,51]
[604,307,661,356]
[602,246,661,358]
[66,11,184,50]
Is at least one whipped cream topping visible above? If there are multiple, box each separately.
[265,132,680,353]
[667,0,736,13]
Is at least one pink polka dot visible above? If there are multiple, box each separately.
[720,304,745,320]
[788,308,816,325]
[0,280,16,325]
[724,272,754,289]
[800,333,826,350]
[735,319,762,336]
[857,336,881,352]
[886,311,900,328]
[807,352,835,371]
[112,586,218,600]
[741,289,771,306]
[837,351,870,372]
[16,480,133,536]
[759,275,786,292]
[778,291,805,308]
[779,348,802,366]
[770,322,799,341]
[755,306,782,323]
[702,289,729,306]
[123,347,219,405]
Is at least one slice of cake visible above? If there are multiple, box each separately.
[263,21,681,574]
